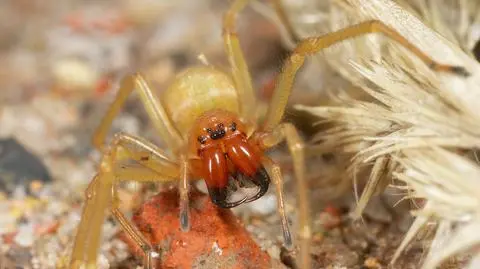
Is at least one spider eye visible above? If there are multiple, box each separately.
[230,122,237,131]
[217,123,224,129]
[198,136,207,144]
[205,128,213,134]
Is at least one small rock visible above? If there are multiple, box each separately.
[14,223,35,247]
[247,194,277,215]
[5,245,33,268]
[313,236,359,268]
[316,205,341,230]
[364,256,381,268]
[362,196,392,223]
[51,57,98,92]
[0,138,51,195]
[122,189,278,269]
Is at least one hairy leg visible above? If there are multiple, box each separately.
[262,19,469,131]
[70,174,112,269]
[93,73,183,153]
[178,156,190,232]
[258,123,311,269]
[223,0,258,128]
[70,133,181,269]
[263,158,293,249]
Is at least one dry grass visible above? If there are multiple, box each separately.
[258,0,480,268]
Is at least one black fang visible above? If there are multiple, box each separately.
[207,166,270,208]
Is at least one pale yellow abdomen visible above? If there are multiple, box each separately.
[162,66,239,136]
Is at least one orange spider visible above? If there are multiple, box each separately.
[69,0,468,268]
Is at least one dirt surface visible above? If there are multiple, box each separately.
[0,0,472,269]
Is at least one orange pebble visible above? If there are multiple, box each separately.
[121,189,274,269]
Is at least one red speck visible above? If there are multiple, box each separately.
[94,76,112,97]
[34,220,60,236]
[324,205,340,217]
[259,75,277,101]
[64,12,86,33]
[63,11,130,35]
[105,17,130,34]
[2,231,18,245]
[318,204,341,230]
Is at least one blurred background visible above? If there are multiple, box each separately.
[0,0,479,268]
[0,1,299,268]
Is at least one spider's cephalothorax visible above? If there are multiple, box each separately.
[189,109,269,208]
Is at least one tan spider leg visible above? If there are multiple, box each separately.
[113,160,191,267]
[112,162,170,269]
[178,156,190,231]
[223,0,257,126]
[263,19,469,130]
[262,158,293,249]
[70,174,112,269]
[271,0,299,42]
[70,133,180,269]
[259,123,311,269]
[111,199,156,269]
[112,133,179,177]
[93,73,183,153]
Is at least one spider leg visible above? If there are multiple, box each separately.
[114,158,191,233]
[70,173,111,269]
[262,19,469,130]
[93,73,183,153]
[270,0,300,42]
[258,123,310,269]
[111,203,156,268]
[262,159,292,249]
[178,156,190,232]
[223,0,257,128]
[70,133,181,269]
[115,157,190,232]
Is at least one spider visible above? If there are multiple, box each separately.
[69,0,468,268]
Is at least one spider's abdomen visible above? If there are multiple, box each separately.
[162,66,239,135]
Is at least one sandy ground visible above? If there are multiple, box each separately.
[0,0,472,268]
